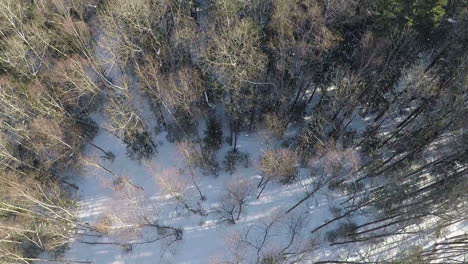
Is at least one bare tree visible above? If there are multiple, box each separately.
[153,166,206,216]
[286,143,359,214]
[29,115,81,170]
[104,80,155,159]
[0,0,95,79]
[267,0,341,128]
[104,90,142,139]
[44,57,100,109]
[136,57,205,141]
[177,141,205,200]
[96,0,165,66]
[209,230,248,264]
[215,177,255,224]
[101,177,153,241]
[202,12,267,150]
[82,175,182,252]
[0,0,51,77]
[214,210,314,264]
[0,172,78,263]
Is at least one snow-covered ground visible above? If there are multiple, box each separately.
[33,13,467,264]
[33,63,467,263]
[35,64,466,263]
[36,108,466,264]
[42,110,347,264]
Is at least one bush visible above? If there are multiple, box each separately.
[223,150,249,174]
[372,0,448,36]
[196,149,220,176]
[95,216,113,234]
[260,254,286,264]
[264,112,286,139]
[124,130,156,160]
[325,222,358,243]
[258,148,299,183]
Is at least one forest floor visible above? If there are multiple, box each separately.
[43,111,341,264]
[37,95,466,263]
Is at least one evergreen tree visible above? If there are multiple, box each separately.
[203,116,223,150]
[372,0,448,35]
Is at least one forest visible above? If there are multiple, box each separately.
[0,0,466,263]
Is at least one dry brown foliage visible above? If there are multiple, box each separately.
[258,148,299,183]
[264,113,287,139]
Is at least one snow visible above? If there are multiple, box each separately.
[33,12,465,264]
[35,77,460,263]
[32,65,465,264]
[39,114,338,263]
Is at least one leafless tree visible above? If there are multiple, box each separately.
[202,11,267,150]
[215,177,255,224]
[104,90,142,139]
[209,230,248,264]
[82,175,182,252]
[152,166,206,216]
[177,141,205,200]
[287,143,359,214]
[44,57,100,109]
[100,177,153,240]
[103,79,155,159]
[214,210,314,264]
[0,0,95,79]
[0,172,78,263]
[29,115,81,170]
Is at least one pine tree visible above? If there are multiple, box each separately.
[203,117,223,150]
[373,0,448,35]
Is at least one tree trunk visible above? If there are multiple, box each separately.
[236,202,243,220]
[256,179,269,199]
[233,122,239,152]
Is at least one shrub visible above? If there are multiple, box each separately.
[260,254,286,264]
[264,112,286,139]
[95,215,113,234]
[223,150,249,174]
[325,222,358,243]
[258,148,299,183]
[124,130,156,160]
[372,0,448,36]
